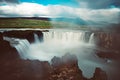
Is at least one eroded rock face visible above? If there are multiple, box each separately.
[3,30,43,43]
[0,32,3,40]
[94,32,120,61]
[50,54,84,80]
[94,32,120,51]
[90,68,107,80]
[0,49,108,80]
[96,50,120,60]
[0,32,18,58]
[0,31,108,80]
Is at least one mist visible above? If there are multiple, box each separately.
[0,0,120,80]
[3,30,113,78]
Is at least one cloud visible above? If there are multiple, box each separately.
[0,0,19,4]
[78,0,120,9]
[0,2,120,25]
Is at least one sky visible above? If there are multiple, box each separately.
[0,0,120,25]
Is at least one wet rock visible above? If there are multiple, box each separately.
[3,30,43,43]
[0,32,3,40]
[51,56,62,67]
[34,31,43,42]
[0,48,108,80]
[0,32,18,58]
[94,32,120,52]
[96,50,120,60]
[50,54,108,80]
[50,53,84,80]
[90,67,107,80]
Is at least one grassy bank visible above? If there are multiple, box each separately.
[0,18,99,31]
[0,18,52,28]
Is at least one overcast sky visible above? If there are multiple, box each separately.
[0,0,120,24]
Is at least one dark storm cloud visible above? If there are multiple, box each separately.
[0,0,19,3]
[78,0,120,9]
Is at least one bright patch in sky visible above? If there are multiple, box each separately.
[20,0,79,7]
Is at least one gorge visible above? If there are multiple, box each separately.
[0,29,120,80]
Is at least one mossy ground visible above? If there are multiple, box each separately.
[0,18,52,28]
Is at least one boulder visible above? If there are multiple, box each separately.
[90,67,107,80]
[50,53,84,80]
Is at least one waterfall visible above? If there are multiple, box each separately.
[3,30,114,79]
[14,39,30,59]
[42,31,88,43]
[4,30,104,79]
[89,33,94,44]
[3,37,30,59]
[34,33,40,43]
[4,31,95,61]
[42,31,95,44]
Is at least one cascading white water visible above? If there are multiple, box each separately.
[89,33,95,44]
[7,31,95,61]
[3,30,114,79]
[3,37,30,59]
[43,31,86,43]
[5,30,109,78]
[14,39,30,59]
[34,33,40,43]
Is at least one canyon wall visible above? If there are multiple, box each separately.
[0,31,108,80]
[94,32,120,60]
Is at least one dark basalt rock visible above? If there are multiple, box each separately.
[34,31,43,42]
[51,54,108,80]
[50,53,84,80]
[84,32,93,42]
[0,50,108,80]
[51,56,62,67]
[0,32,3,40]
[90,67,107,80]
[51,53,78,68]
[96,50,120,61]
[94,32,120,52]
[0,33,108,80]
[0,32,18,59]
[95,32,120,60]
[3,30,43,43]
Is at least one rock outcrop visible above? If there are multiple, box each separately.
[94,32,120,52]
[90,68,107,80]
[3,30,43,43]
[96,50,120,60]
[94,32,120,61]
[0,32,18,58]
[0,49,108,80]
[50,54,85,80]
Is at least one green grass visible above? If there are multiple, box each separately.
[0,18,93,31]
[0,18,52,28]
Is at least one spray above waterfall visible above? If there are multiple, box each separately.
[4,30,111,78]
[4,30,95,61]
